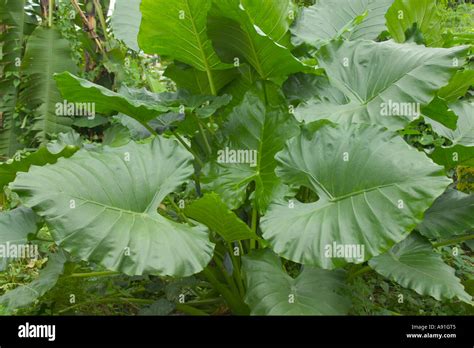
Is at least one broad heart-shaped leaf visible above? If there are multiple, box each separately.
[55,72,172,124]
[418,188,474,239]
[10,137,215,277]
[385,0,443,47]
[369,233,472,304]
[0,135,80,188]
[295,40,468,130]
[202,83,299,213]
[208,0,307,80]
[21,26,77,142]
[261,123,451,269]
[138,0,233,76]
[429,101,474,147]
[111,0,142,52]
[184,193,257,242]
[0,207,40,271]
[242,250,351,315]
[0,250,67,311]
[290,0,394,48]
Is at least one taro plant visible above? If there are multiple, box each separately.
[0,0,473,316]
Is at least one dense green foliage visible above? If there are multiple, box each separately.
[0,0,473,316]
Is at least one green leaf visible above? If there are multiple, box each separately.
[422,97,458,130]
[10,137,215,277]
[55,72,172,124]
[430,145,474,170]
[242,249,351,315]
[429,101,474,147]
[438,69,474,103]
[111,0,142,51]
[369,233,472,304]
[184,193,257,242]
[202,83,299,213]
[208,0,306,79]
[261,123,450,269]
[240,0,294,46]
[21,27,77,141]
[138,0,234,92]
[139,298,175,316]
[291,0,394,48]
[0,136,79,189]
[165,63,238,95]
[385,0,443,47]
[0,251,67,311]
[418,188,474,239]
[295,40,468,130]
[0,0,27,157]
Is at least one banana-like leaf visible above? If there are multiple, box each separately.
[21,27,77,141]
[385,0,443,47]
[291,0,394,48]
[202,83,299,213]
[369,233,472,304]
[138,0,235,92]
[0,250,67,311]
[184,193,257,242]
[242,250,351,315]
[0,134,80,188]
[11,137,215,277]
[295,40,468,130]
[111,0,142,51]
[0,0,27,157]
[261,123,450,269]
[418,188,474,239]
[208,0,306,79]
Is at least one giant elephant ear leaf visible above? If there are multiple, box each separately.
[369,233,472,304]
[0,251,67,311]
[111,0,142,52]
[207,0,306,80]
[291,0,394,48]
[261,123,450,269]
[242,249,351,315]
[418,188,474,240]
[138,0,235,93]
[295,40,468,130]
[202,83,299,213]
[385,0,443,47]
[10,137,215,277]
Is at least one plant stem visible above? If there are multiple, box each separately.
[167,195,189,223]
[228,244,245,296]
[206,69,217,96]
[202,267,248,315]
[65,271,121,279]
[250,205,258,249]
[92,0,109,41]
[171,130,204,167]
[432,233,474,248]
[48,0,54,27]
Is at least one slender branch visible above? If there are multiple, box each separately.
[70,0,106,55]
[92,0,109,41]
[48,0,54,27]
[65,271,121,279]
[250,205,257,249]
